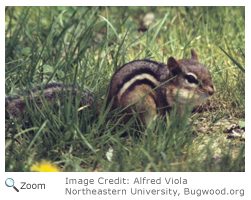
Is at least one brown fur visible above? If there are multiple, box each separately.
[6,82,94,118]
[106,49,216,124]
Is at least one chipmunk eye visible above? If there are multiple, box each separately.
[185,74,198,84]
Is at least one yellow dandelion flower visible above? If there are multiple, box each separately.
[30,160,60,172]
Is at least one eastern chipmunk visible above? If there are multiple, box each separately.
[106,49,215,124]
[6,50,215,124]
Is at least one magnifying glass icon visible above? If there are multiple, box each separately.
[5,178,19,192]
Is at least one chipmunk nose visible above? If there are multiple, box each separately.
[208,85,216,96]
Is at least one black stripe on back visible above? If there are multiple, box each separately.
[127,79,156,92]
[116,68,158,95]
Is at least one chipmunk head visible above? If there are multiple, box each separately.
[166,49,216,107]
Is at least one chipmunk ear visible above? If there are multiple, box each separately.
[191,49,198,60]
[167,57,182,76]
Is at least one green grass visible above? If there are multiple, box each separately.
[5,6,245,172]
